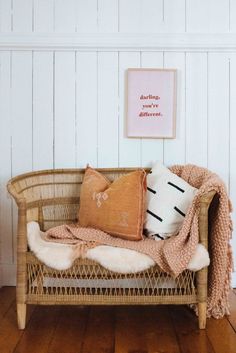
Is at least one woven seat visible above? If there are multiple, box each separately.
[7,168,216,330]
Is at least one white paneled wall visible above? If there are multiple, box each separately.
[76,52,98,167]
[33,51,54,170]
[97,52,119,166]
[186,0,230,33]
[54,52,76,167]
[0,0,236,286]
[2,0,236,34]
[164,52,186,166]
[185,53,208,167]
[208,53,230,186]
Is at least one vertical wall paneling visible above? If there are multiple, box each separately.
[119,0,141,32]
[98,0,118,32]
[0,0,12,32]
[230,0,236,32]
[163,0,186,33]
[54,52,76,168]
[119,0,162,33]
[207,0,230,33]
[54,0,76,32]
[140,52,164,167]
[12,0,33,32]
[97,52,119,167]
[34,0,54,32]
[0,52,13,270]
[186,0,210,33]
[186,0,229,33]
[76,0,98,33]
[208,53,230,186]
[33,52,54,170]
[11,51,33,263]
[229,53,236,281]
[118,52,141,167]
[185,53,208,167]
[119,0,185,33]
[163,52,186,166]
[11,52,33,175]
[139,0,163,33]
[76,52,98,167]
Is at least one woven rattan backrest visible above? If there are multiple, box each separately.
[8,168,146,230]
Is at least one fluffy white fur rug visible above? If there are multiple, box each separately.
[27,222,210,273]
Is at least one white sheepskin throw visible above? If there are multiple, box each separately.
[27,222,210,273]
[187,243,210,272]
[27,222,76,270]
[87,245,155,273]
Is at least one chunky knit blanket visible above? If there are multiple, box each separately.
[45,164,233,319]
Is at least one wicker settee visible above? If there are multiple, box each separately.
[7,168,216,330]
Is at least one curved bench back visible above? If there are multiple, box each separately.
[8,168,148,230]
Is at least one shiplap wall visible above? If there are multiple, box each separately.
[0,0,236,286]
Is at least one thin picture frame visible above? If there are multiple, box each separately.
[126,68,177,138]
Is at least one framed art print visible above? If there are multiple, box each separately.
[126,68,176,138]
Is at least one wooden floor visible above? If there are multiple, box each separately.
[1,287,236,353]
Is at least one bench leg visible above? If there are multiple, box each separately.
[16,202,28,330]
[17,303,26,330]
[196,265,208,329]
[198,302,207,329]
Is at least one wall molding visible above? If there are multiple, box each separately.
[0,33,236,52]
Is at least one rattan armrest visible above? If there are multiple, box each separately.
[7,179,27,249]
[198,190,216,248]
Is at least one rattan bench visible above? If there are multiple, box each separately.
[7,168,216,330]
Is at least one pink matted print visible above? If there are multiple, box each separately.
[126,69,176,138]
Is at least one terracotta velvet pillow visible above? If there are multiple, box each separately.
[78,167,146,241]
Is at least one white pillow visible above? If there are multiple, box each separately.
[145,161,198,240]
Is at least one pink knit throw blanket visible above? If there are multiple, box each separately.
[45,164,233,319]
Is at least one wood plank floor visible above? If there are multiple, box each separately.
[0,287,236,353]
